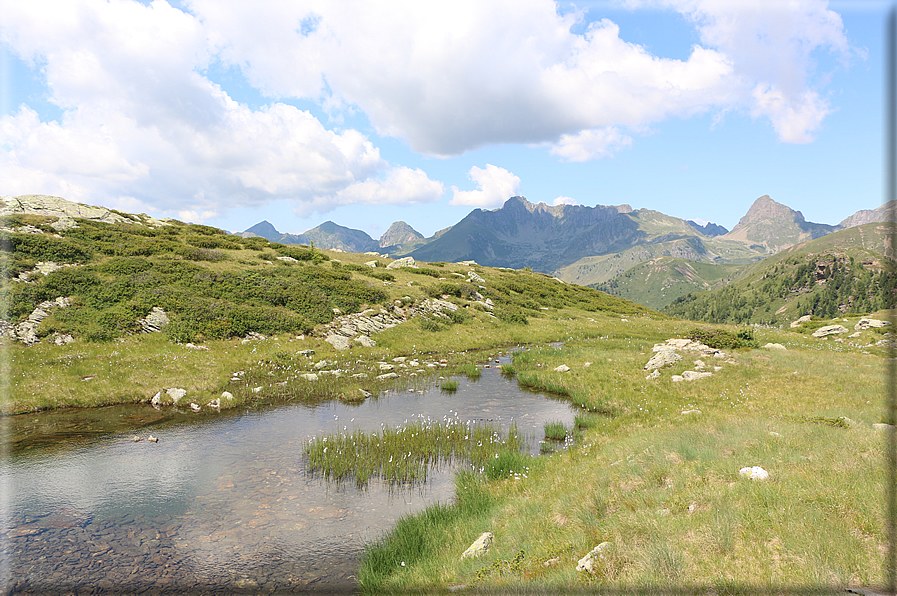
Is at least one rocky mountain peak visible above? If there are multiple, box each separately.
[723,195,835,251]
[379,221,424,248]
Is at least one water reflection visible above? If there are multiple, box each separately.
[3,356,578,593]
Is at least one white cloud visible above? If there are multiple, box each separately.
[178,210,218,224]
[322,166,445,208]
[550,127,633,162]
[553,196,578,206]
[0,0,442,218]
[450,165,521,208]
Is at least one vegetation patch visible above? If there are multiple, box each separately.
[687,327,759,350]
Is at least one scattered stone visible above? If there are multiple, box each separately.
[364,260,378,268]
[849,332,861,338]
[131,435,143,442]
[576,542,611,574]
[681,370,712,381]
[763,343,786,350]
[325,334,352,350]
[542,557,560,568]
[739,466,769,481]
[874,423,894,432]
[379,363,395,371]
[467,270,485,284]
[151,392,162,406]
[276,256,297,263]
[378,372,399,380]
[646,369,660,380]
[554,364,570,372]
[386,256,417,269]
[790,315,813,328]
[138,307,170,333]
[147,435,158,443]
[184,342,209,351]
[671,375,683,382]
[355,334,376,347]
[855,318,890,330]
[681,409,702,415]
[644,350,681,370]
[207,398,221,409]
[359,389,373,398]
[53,334,74,345]
[166,388,186,404]
[314,360,329,370]
[189,403,201,412]
[693,359,705,369]
[461,532,493,560]
[300,373,319,381]
[812,325,848,338]
[298,349,315,357]
[221,391,234,400]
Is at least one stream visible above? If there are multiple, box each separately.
[2,352,578,594]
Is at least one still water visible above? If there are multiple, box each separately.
[3,356,578,594]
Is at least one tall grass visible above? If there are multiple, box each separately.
[304,417,523,487]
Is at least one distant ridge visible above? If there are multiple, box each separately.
[721,195,836,252]
[838,200,896,228]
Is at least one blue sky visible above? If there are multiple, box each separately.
[0,0,889,239]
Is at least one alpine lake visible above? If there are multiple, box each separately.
[3,350,581,594]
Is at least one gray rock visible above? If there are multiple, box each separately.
[554,364,570,372]
[151,392,162,406]
[1,194,133,225]
[681,409,702,415]
[644,349,681,370]
[276,255,297,263]
[874,423,894,432]
[646,369,660,380]
[461,532,493,560]
[221,391,234,400]
[300,373,319,381]
[359,389,373,398]
[377,372,399,380]
[467,271,485,284]
[855,318,890,330]
[763,343,787,350]
[139,307,170,333]
[53,334,74,345]
[812,325,849,337]
[790,315,813,328]
[325,334,352,350]
[386,256,417,269]
[671,375,684,382]
[576,542,611,574]
[298,349,315,357]
[166,388,187,404]
[355,334,376,347]
[681,370,712,381]
[364,260,378,268]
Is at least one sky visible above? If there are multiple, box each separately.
[0,0,890,239]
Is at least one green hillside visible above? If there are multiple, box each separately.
[592,256,744,310]
[663,223,897,324]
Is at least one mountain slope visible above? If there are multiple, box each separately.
[662,223,897,324]
[302,221,379,253]
[721,195,837,252]
[839,200,896,228]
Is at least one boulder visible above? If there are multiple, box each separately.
[763,343,786,350]
[189,403,202,412]
[364,260,378,268]
[576,542,611,574]
[468,271,485,284]
[874,423,895,433]
[53,334,74,346]
[166,388,187,404]
[151,392,162,406]
[790,315,813,328]
[681,370,712,381]
[139,307,170,333]
[738,466,769,481]
[355,334,376,347]
[855,318,890,330]
[386,256,417,269]
[300,373,319,381]
[812,325,848,338]
[554,364,570,372]
[1,194,133,225]
[645,369,660,380]
[461,532,493,560]
[325,334,352,351]
[221,391,234,400]
[644,350,681,370]
[377,372,399,380]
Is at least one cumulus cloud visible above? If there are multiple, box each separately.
[450,165,521,208]
[0,0,441,217]
[550,127,633,162]
[553,196,579,206]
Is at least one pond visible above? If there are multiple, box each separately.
[3,352,579,594]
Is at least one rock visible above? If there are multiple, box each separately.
[644,350,681,370]
[298,349,315,357]
[1,194,134,225]
[790,315,813,328]
[150,392,162,406]
[325,334,352,350]
[132,435,143,442]
[139,307,170,333]
[681,409,702,415]
[166,388,187,404]
[855,318,890,330]
[147,435,158,443]
[314,360,329,370]
[849,332,861,338]
[468,270,485,284]
[671,375,683,382]
[184,342,209,351]
[354,334,376,347]
[812,325,848,337]
[189,403,201,412]
[300,373,319,381]
[53,334,74,345]
[276,256,297,263]
[739,466,769,481]
[379,363,395,371]
[874,423,894,432]
[542,557,560,568]
[763,343,786,350]
[359,389,373,398]
[461,532,493,560]
[646,369,660,380]
[386,256,417,269]
[221,391,234,400]
[681,370,712,381]
[207,398,221,409]
[377,372,399,380]
[392,356,407,362]
[576,542,611,574]
[554,364,570,372]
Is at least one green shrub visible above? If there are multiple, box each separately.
[240,237,270,250]
[402,267,441,278]
[186,235,242,250]
[174,245,228,262]
[363,270,395,282]
[687,327,759,350]
[495,306,528,325]
[1,232,93,262]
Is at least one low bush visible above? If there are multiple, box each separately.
[687,327,759,349]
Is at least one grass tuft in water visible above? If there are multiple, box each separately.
[440,380,459,392]
[304,416,523,487]
[543,420,568,441]
[456,363,482,380]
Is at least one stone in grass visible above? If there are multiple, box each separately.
[763,343,787,350]
[554,364,570,372]
[166,388,186,404]
[355,334,376,348]
[378,372,399,380]
[300,373,318,381]
[681,409,702,415]
[576,542,611,574]
[461,532,493,560]
[644,350,681,371]
[221,391,234,400]
[151,392,162,406]
[325,334,352,351]
[739,466,769,481]
[873,423,895,433]
[681,370,712,381]
[646,369,660,380]
[812,325,848,338]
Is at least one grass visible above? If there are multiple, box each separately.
[440,380,459,392]
[358,318,888,593]
[303,417,523,488]
[543,420,567,441]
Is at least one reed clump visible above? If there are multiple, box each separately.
[304,416,523,487]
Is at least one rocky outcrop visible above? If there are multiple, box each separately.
[386,256,417,269]
[855,318,889,331]
[1,296,72,345]
[644,350,681,371]
[461,532,493,560]
[138,307,170,333]
[1,194,169,228]
[812,325,848,337]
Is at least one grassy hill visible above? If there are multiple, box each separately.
[662,223,897,324]
[592,256,744,310]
